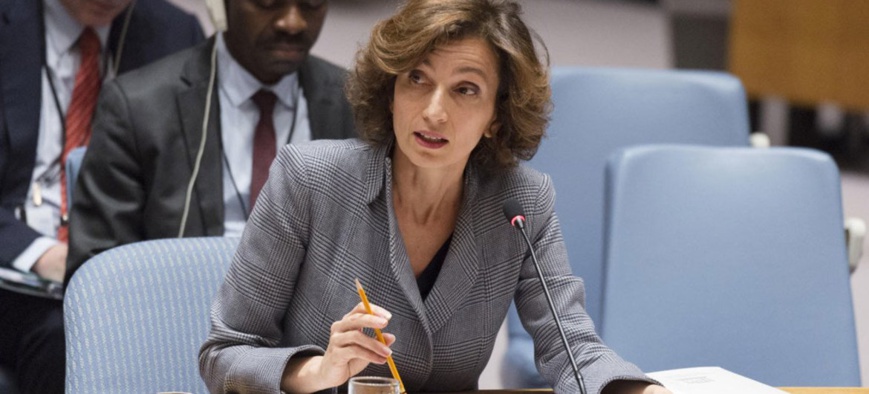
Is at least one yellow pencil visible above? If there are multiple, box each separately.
[355,278,406,394]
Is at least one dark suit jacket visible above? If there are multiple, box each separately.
[0,0,203,268]
[66,39,357,282]
[200,139,653,393]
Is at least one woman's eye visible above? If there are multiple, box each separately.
[409,72,423,84]
[457,86,479,96]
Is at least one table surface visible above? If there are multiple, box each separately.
[432,389,868,394]
[780,389,869,394]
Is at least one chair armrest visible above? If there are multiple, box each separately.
[750,132,771,148]
[845,217,865,273]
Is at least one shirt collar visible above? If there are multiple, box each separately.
[44,0,111,61]
[216,32,301,109]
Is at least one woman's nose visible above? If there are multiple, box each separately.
[423,89,448,124]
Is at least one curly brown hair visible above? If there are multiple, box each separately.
[345,0,551,173]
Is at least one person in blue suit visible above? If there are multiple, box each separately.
[0,0,203,392]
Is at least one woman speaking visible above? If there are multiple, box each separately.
[200,1,670,393]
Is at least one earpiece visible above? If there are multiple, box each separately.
[179,0,221,237]
[111,2,135,77]
[205,0,227,32]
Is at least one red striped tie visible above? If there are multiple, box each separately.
[58,28,101,242]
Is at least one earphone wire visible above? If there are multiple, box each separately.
[178,41,218,238]
[110,1,135,78]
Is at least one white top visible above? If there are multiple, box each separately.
[215,33,312,237]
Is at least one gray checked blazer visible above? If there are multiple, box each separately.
[199,139,652,393]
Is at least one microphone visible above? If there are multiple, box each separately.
[503,198,587,394]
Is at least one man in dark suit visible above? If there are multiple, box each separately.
[0,0,203,392]
[66,0,356,281]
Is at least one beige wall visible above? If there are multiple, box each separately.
[168,0,671,69]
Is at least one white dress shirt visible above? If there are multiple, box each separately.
[12,0,111,273]
[215,33,312,237]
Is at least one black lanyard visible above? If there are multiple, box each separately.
[37,0,133,172]
[38,0,68,175]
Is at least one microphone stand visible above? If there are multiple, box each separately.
[504,199,586,394]
[514,219,587,394]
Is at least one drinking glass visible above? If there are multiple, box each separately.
[348,376,401,394]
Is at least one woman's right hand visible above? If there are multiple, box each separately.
[281,302,396,392]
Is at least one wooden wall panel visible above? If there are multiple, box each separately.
[729,0,869,110]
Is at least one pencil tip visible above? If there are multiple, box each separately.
[355,278,362,290]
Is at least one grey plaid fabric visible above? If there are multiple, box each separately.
[199,139,651,393]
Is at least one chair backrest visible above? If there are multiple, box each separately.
[503,67,750,388]
[600,145,860,386]
[530,66,750,324]
[66,146,87,205]
[64,237,239,394]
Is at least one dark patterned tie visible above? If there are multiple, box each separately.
[59,27,100,242]
[250,90,277,210]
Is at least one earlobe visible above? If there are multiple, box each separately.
[486,120,501,138]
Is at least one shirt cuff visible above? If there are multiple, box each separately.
[11,237,60,273]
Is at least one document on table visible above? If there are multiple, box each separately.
[647,366,787,394]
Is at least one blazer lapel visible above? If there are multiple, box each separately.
[422,165,484,334]
[358,146,434,391]
[176,39,224,235]
[375,148,486,335]
[299,58,343,140]
[0,0,43,201]
[382,156,433,337]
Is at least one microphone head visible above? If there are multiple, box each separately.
[503,198,526,229]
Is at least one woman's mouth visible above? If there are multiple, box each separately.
[414,131,448,149]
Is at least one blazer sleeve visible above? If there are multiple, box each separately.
[514,175,657,394]
[0,208,42,268]
[65,81,148,283]
[199,145,325,394]
[0,2,45,267]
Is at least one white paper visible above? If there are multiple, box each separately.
[647,366,788,394]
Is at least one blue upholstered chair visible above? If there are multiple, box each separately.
[64,237,239,394]
[599,145,860,386]
[502,67,751,388]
